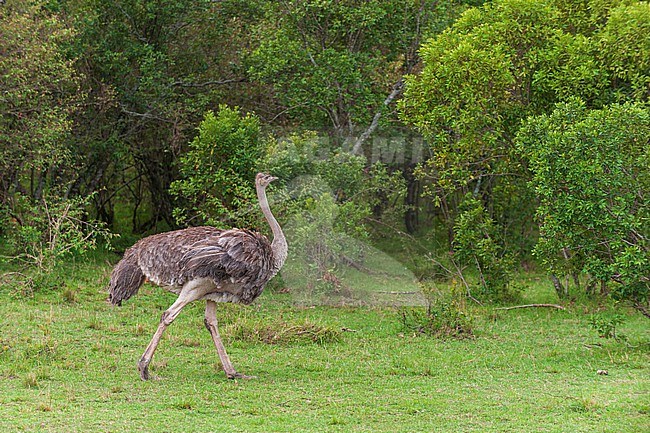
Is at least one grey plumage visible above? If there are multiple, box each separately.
[108,227,275,305]
[107,248,145,306]
[107,173,286,380]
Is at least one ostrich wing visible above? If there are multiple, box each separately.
[179,229,275,304]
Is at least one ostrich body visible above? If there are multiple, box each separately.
[108,173,287,380]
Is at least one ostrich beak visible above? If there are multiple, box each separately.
[269,175,278,182]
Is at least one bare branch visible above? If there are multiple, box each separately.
[120,106,173,123]
[170,78,246,88]
[495,304,566,311]
[352,79,404,154]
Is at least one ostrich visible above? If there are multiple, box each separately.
[108,173,287,380]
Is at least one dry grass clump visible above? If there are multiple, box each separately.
[227,316,341,345]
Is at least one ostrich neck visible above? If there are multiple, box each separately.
[257,185,287,271]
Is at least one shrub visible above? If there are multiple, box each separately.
[264,132,405,293]
[588,312,627,341]
[0,192,113,291]
[170,106,262,228]
[452,194,517,303]
[289,192,365,277]
[400,285,474,339]
[517,100,649,317]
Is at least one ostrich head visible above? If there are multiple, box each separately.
[256,173,278,188]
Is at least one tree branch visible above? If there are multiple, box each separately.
[120,106,173,123]
[351,79,404,155]
[495,304,566,311]
[170,78,246,88]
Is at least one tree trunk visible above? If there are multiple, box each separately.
[634,302,650,319]
[404,164,419,234]
[550,273,568,299]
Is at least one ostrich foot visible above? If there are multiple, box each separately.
[138,357,151,381]
[227,372,257,380]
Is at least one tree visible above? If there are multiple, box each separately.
[597,1,650,101]
[0,2,112,283]
[517,100,649,316]
[0,2,83,206]
[170,106,263,228]
[247,0,456,141]
[64,0,264,232]
[400,0,608,210]
[398,0,646,261]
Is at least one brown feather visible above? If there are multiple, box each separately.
[107,248,145,306]
[107,226,276,305]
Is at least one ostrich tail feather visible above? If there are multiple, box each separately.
[108,251,145,306]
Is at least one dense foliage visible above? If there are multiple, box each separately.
[453,195,517,302]
[170,106,262,228]
[0,2,82,210]
[264,132,405,288]
[399,0,649,311]
[247,0,455,138]
[1,0,649,315]
[517,101,649,316]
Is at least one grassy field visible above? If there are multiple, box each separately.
[0,255,648,432]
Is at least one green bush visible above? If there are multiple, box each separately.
[588,311,627,341]
[170,106,263,228]
[400,285,474,339]
[0,192,113,291]
[265,132,405,292]
[452,194,517,303]
[518,100,649,317]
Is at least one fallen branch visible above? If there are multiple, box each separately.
[339,254,374,274]
[377,291,420,295]
[495,304,566,311]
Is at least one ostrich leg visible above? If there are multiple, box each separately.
[137,281,207,380]
[204,300,255,379]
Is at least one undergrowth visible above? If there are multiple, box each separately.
[399,284,474,338]
[226,316,341,345]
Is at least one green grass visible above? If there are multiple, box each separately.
[0,256,648,432]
